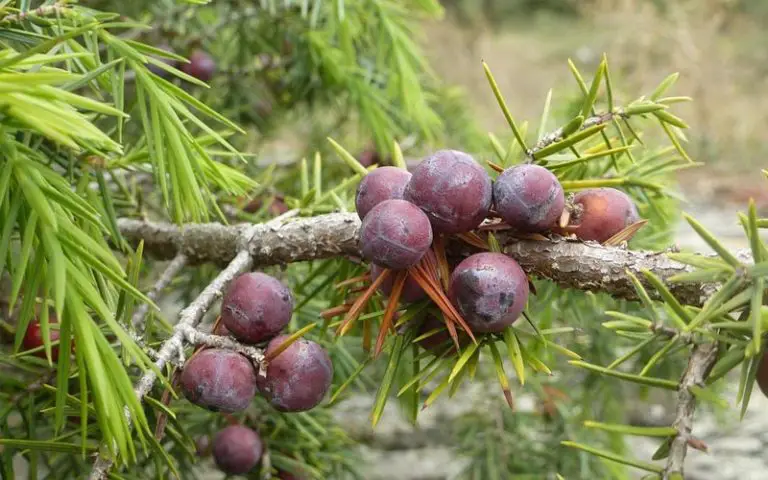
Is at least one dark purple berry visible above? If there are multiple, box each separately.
[493,164,565,232]
[23,316,60,361]
[212,425,263,475]
[562,188,640,243]
[221,272,293,344]
[404,150,492,233]
[180,349,257,413]
[355,166,412,220]
[181,49,216,82]
[448,252,529,333]
[256,335,333,412]
[359,199,433,270]
[756,352,768,399]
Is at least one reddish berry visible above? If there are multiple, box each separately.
[359,199,433,270]
[358,148,382,168]
[23,317,60,361]
[563,188,640,243]
[756,352,768,399]
[355,166,412,220]
[180,349,257,413]
[404,150,492,234]
[221,272,294,344]
[181,49,216,82]
[212,425,263,475]
[448,252,529,333]
[257,335,333,412]
[493,164,565,232]
[243,195,289,216]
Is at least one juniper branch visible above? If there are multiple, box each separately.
[89,250,254,480]
[178,325,265,368]
[526,111,620,160]
[0,2,70,23]
[90,211,299,479]
[117,213,751,307]
[664,343,719,479]
[131,253,188,332]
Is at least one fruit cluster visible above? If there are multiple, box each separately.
[179,272,331,477]
[180,271,332,415]
[354,149,641,350]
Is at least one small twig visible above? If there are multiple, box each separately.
[141,250,251,407]
[525,111,620,161]
[650,323,693,342]
[90,211,298,480]
[131,253,188,333]
[663,343,719,479]
[178,325,265,369]
[8,371,57,405]
[88,250,254,480]
[0,3,69,23]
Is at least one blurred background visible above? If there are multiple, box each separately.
[250,0,768,248]
[321,1,768,478]
[420,0,768,253]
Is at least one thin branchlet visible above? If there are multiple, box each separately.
[179,325,265,368]
[664,343,719,478]
[89,211,299,479]
[0,3,70,23]
[89,250,254,480]
[525,111,621,161]
[131,253,188,333]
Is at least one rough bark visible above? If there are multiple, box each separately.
[118,213,748,307]
[664,343,719,479]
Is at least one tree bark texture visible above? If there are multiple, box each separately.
[118,213,747,307]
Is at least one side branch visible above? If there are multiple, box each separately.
[118,213,737,307]
[131,253,188,332]
[664,343,719,478]
[89,250,254,480]
[92,211,298,479]
[527,111,618,160]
